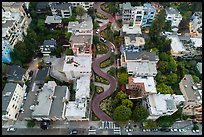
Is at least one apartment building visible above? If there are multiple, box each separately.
[45,15,62,30]
[2,39,12,64]
[49,2,72,18]
[68,2,94,11]
[62,55,92,80]
[165,7,182,30]
[32,81,69,121]
[40,39,57,56]
[179,75,202,116]
[189,12,202,38]
[2,83,27,121]
[65,75,91,121]
[121,2,156,27]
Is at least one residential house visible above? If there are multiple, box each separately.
[121,51,159,68]
[179,75,202,116]
[167,35,186,57]
[45,16,62,30]
[144,94,185,120]
[68,2,94,11]
[49,2,72,18]
[7,65,29,85]
[69,35,93,56]
[35,2,49,14]
[165,7,182,30]
[142,3,156,27]
[68,14,93,36]
[2,39,12,64]
[65,75,90,121]
[127,76,157,99]
[32,81,69,121]
[123,34,145,52]
[35,67,49,85]
[62,55,92,80]
[40,39,57,56]
[189,12,202,38]
[2,83,27,120]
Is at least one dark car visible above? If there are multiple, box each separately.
[29,70,33,77]
[70,129,78,134]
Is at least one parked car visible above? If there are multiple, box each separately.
[100,37,107,43]
[7,127,16,132]
[96,29,100,34]
[70,129,78,134]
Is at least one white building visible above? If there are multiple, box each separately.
[165,7,182,30]
[49,2,72,18]
[32,81,69,121]
[190,37,202,49]
[2,83,27,121]
[127,62,157,76]
[68,2,94,11]
[189,12,202,38]
[196,62,202,74]
[62,55,92,80]
[2,11,24,48]
[65,75,90,121]
[68,14,93,36]
[145,94,185,120]
[167,35,186,57]
[124,34,145,52]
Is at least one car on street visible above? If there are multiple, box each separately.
[70,129,78,134]
[7,127,16,132]
[100,37,107,43]
[96,29,100,34]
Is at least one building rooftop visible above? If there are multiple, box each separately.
[68,15,93,32]
[166,7,180,15]
[45,16,62,24]
[125,35,145,47]
[167,35,185,54]
[122,24,142,34]
[2,83,18,115]
[180,75,202,103]
[125,51,159,61]
[32,81,57,117]
[131,76,157,94]
[36,2,49,10]
[50,2,72,10]
[2,2,23,9]
[2,12,21,28]
[122,2,132,9]
[70,35,92,44]
[148,94,181,116]
[127,61,157,76]
[49,86,68,118]
[43,39,56,46]
[63,55,92,73]
[190,37,202,48]
[7,65,27,82]
[35,67,49,82]
[75,76,90,99]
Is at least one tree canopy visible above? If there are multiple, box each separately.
[118,72,129,85]
[113,105,132,122]
[156,83,174,94]
[132,106,149,122]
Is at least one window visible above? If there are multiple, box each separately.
[12,104,15,108]
[15,106,17,109]
[137,11,142,14]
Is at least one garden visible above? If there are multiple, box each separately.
[95,74,109,85]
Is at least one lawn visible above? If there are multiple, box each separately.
[96,12,108,20]
[95,74,109,85]
[96,43,109,54]
[95,86,104,94]
[100,58,114,68]
[99,97,113,116]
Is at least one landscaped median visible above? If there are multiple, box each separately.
[100,58,114,68]
[95,73,110,85]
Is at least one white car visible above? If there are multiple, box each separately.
[96,29,100,34]
[178,129,182,132]
[143,129,146,132]
[7,127,16,132]
[195,130,199,133]
[173,129,178,132]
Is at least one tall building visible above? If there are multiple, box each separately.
[2,39,12,64]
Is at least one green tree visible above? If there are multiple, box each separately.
[37,19,46,31]
[159,52,170,61]
[113,105,132,122]
[27,120,35,128]
[65,32,72,41]
[66,48,74,55]
[155,71,168,84]
[76,5,85,22]
[118,72,129,85]
[192,75,200,83]
[167,73,178,86]
[132,106,149,122]
[191,2,202,12]
[156,83,174,94]
[121,99,133,108]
